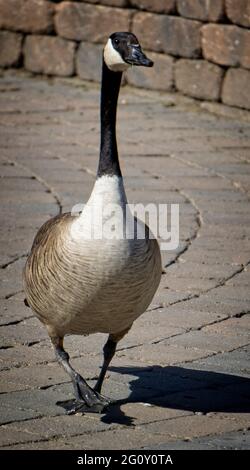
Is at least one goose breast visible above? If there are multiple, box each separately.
[24,212,161,337]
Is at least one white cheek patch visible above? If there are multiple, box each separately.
[104,38,130,72]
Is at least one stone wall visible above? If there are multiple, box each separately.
[0,0,250,110]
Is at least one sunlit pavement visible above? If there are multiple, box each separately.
[0,71,250,450]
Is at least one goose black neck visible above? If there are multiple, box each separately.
[97,60,122,178]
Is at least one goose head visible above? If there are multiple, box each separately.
[104,32,153,72]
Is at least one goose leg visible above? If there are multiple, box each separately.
[52,336,110,414]
[94,327,131,394]
[94,337,117,393]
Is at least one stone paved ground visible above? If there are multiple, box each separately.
[0,71,250,450]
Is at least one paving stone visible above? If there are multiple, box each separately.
[143,306,228,330]
[0,413,117,447]
[0,360,70,393]
[181,248,248,266]
[210,285,250,302]
[154,363,250,385]
[0,406,42,427]
[184,345,250,377]
[0,353,107,393]
[118,342,214,365]
[118,323,183,350]
[164,275,218,293]
[0,257,26,300]
[140,412,250,440]
[119,402,191,425]
[0,72,250,450]
[106,365,209,399]
[0,341,56,371]
[168,260,239,278]
[165,329,249,354]
[151,288,191,307]
[0,317,48,348]
[178,294,250,317]
[1,426,171,449]
[150,429,250,450]
[150,384,250,414]
[203,315,250,338]
[0,294,32,326]
[227,267,250,287]
[9,411,249,449]
[0,385,70,425]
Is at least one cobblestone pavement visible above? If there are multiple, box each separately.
[0,71,250,450]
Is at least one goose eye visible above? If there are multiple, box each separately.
[114,39,119,45]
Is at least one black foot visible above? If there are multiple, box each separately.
[74,374,111,408]
[57,396,111,415]
[56,373,111,415]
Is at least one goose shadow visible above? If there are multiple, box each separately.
[99,365,250,426]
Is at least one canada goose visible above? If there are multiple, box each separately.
[23,32,162,414]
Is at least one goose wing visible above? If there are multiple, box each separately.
[30,212,73,252]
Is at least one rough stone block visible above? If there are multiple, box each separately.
[130,0,176,14]
[133,12,201,58]
[225,0,250,27]
[177,0,224,21]
[80,0,128,6]
[24,35,76,77]
[76,42,103,82]
[175,59,224,101]
[222,68,250,110]
[127,52,174,91]
[201,24,250,69]
[0,0,54,33]
[55,2,131,42]
[0,31,23,67]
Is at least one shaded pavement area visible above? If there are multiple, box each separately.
[0,71,250,449]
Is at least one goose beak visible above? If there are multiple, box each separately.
[125,46,153,67]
